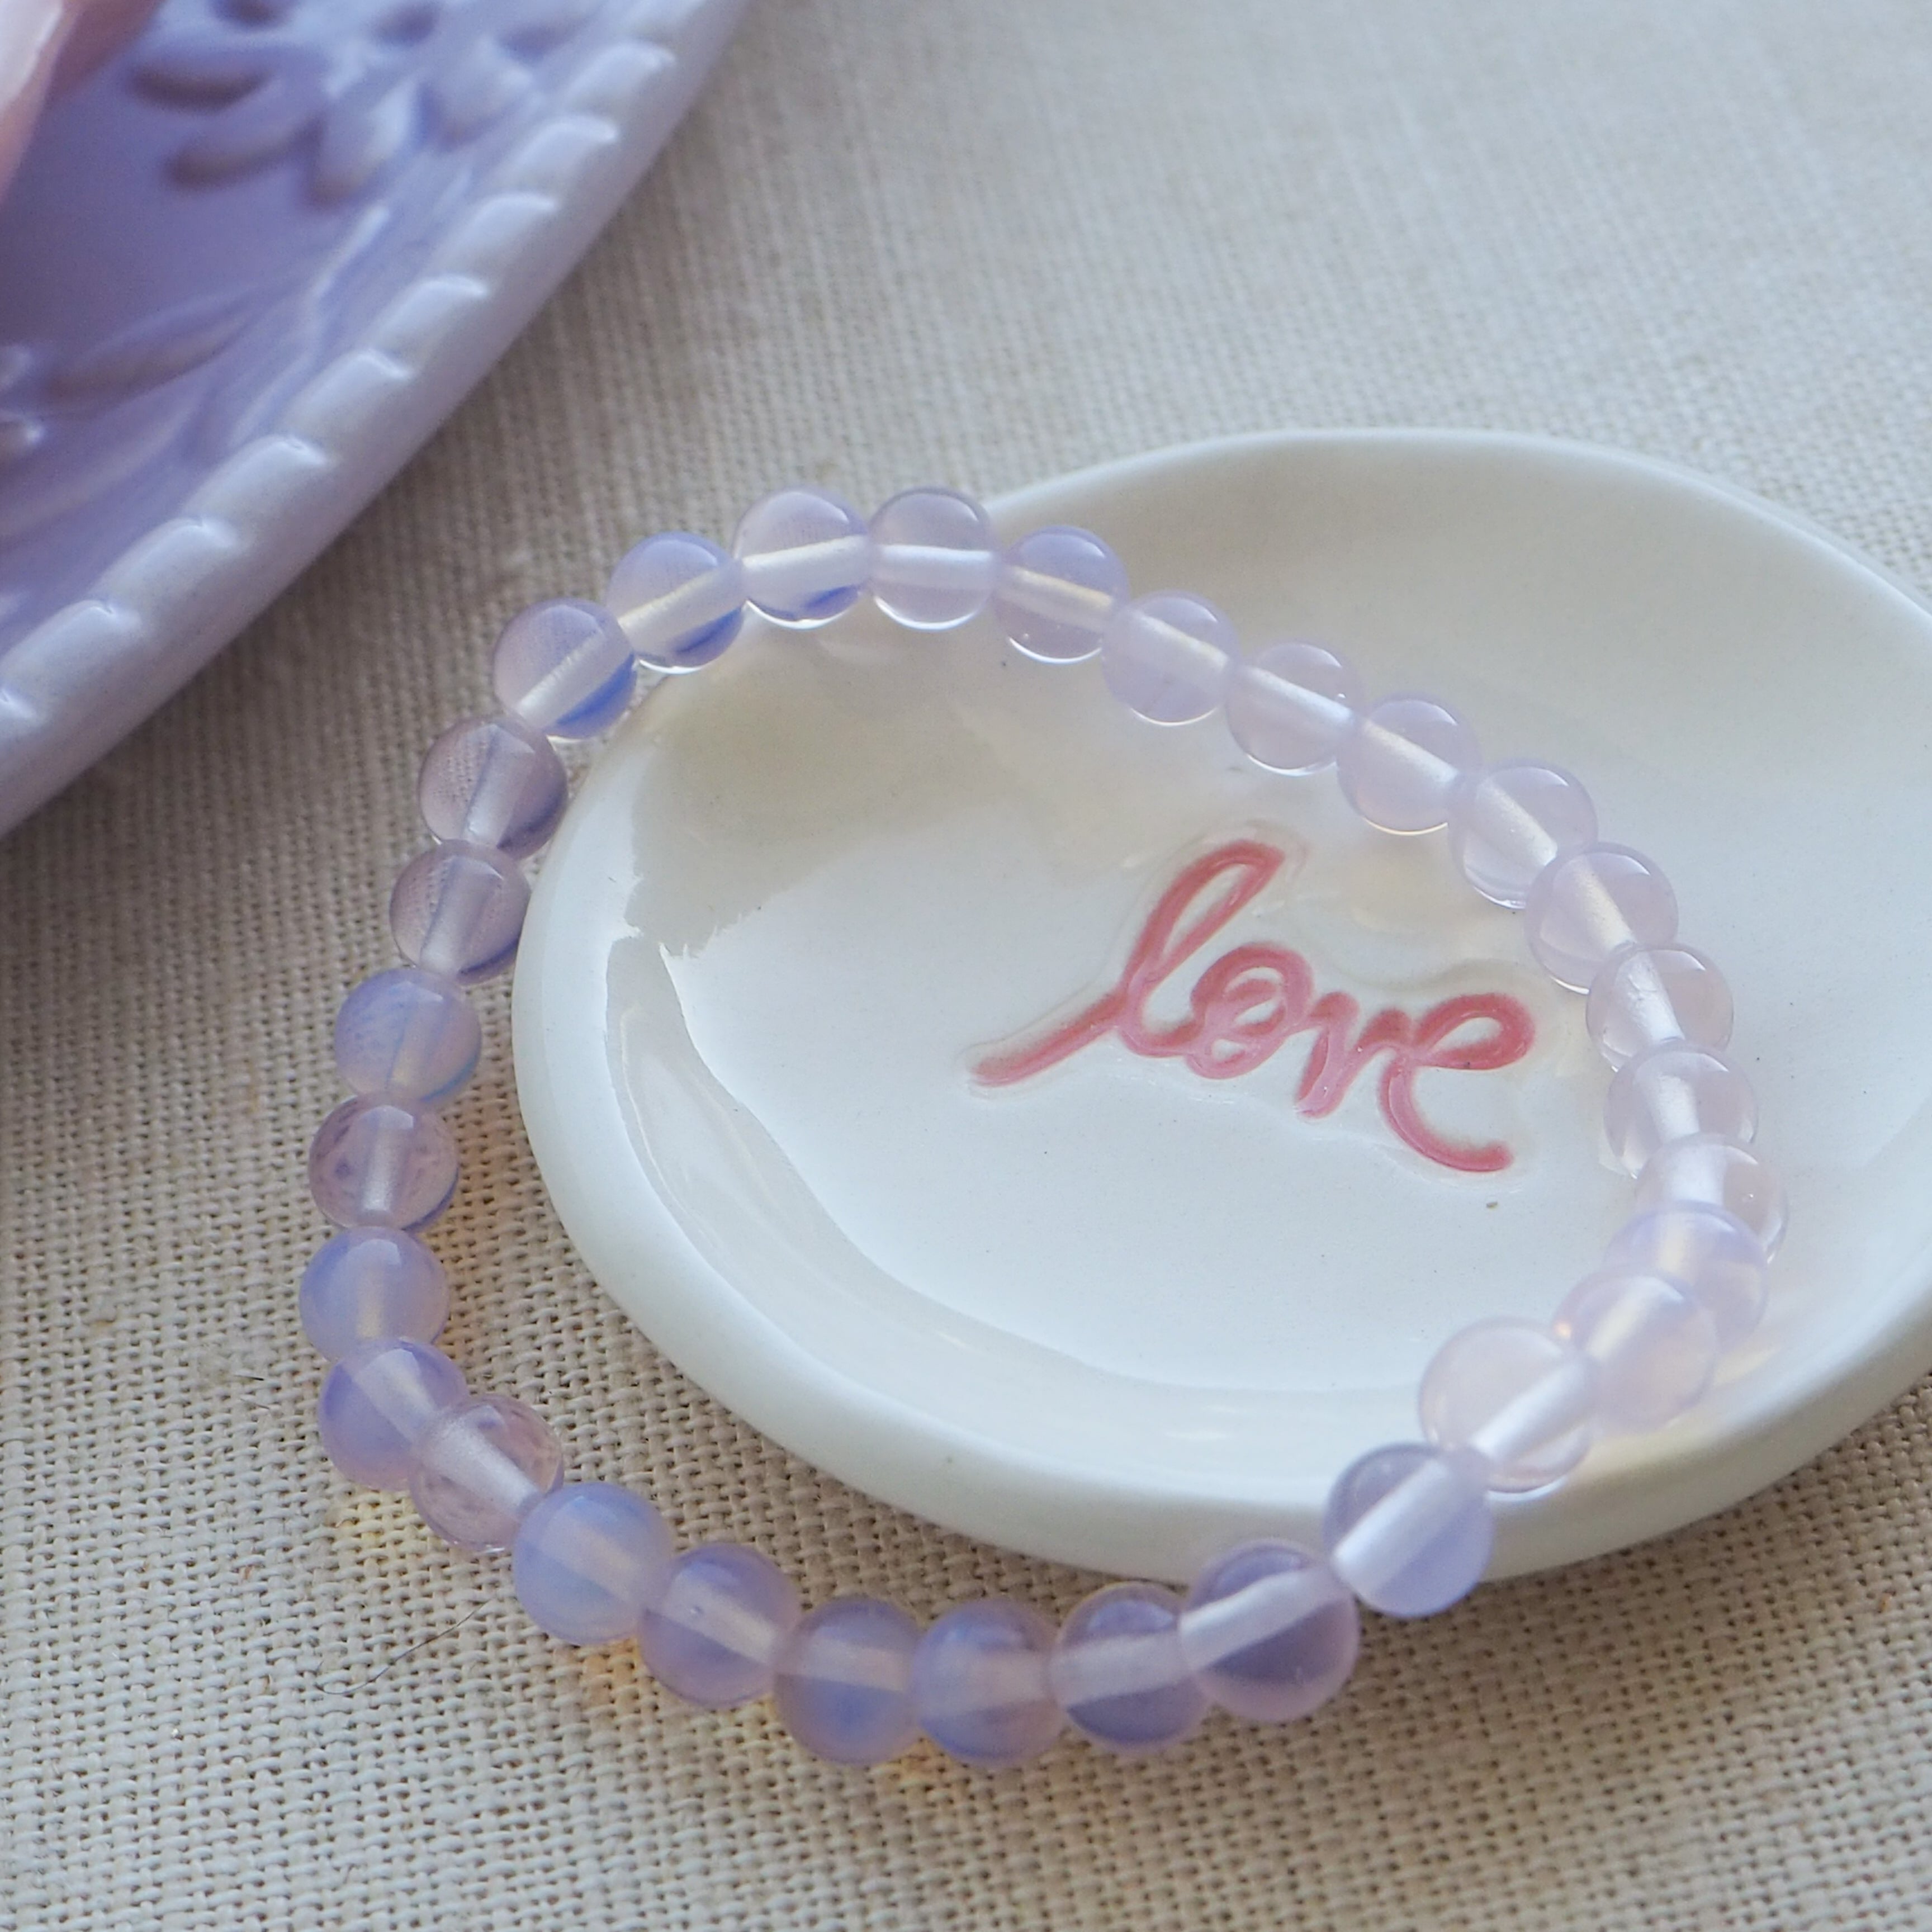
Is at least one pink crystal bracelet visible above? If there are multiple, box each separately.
[304,483,1785,1767]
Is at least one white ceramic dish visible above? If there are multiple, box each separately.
[515,429,1932,1584]
[0,0,746,836]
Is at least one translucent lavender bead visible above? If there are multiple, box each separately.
[734,486,872,628]
[1606,1045,1756,1176]
[993,525,1130,665]
[1049,1582,1206,1755]
[318,1338,466,1489]
[868,487,997,630]
[1417,1319,1600,1492]
[605,530,745,671]
[491,597,635,739]
[1607,1204,1768,1352]
[912,1599,1062,1767]
[512,1482,673,1645]
[637,1542,801,1709]
[1447,762,1597,909]
[1635,1134,1787,1258]
[409,1393,564,1551]
[1585,944,1734,1068]
[1178,1541,1359,1723]
[390,841,529,984]
[1554,1268,1718,1433]
[1323,1442,1494,1618]
[774,1598,922,1765]
[1523,845,1677,992]
[1098,591,1238,725]
[333,967,480,1105]
[417,714,567,858]
[1335,696,1481,835]
[299,1227,449,1360]
[1223,641,1361,775]
[308,1096,458,1231]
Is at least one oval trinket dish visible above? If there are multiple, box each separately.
[516,429,1932,1583]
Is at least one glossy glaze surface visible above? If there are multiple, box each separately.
[515,430,1932,1580]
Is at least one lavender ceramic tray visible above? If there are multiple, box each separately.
[0,0,746,836]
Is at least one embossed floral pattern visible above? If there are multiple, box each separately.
[0,0,733,834]
[134,0,604,200]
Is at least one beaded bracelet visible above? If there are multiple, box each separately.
[302,482,1786,1767]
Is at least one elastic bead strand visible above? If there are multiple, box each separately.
[607,531,745,671]
[307,481,1787,1767]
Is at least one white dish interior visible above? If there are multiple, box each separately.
[515,430,1932,1582]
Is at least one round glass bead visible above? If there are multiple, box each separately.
[1178,1541,1359,1723]
[1585,943,1734,1068]
[1098,591,1238,724]
[307,1095,458,1231]
[1335,695,1481,834]
[389,841,529,985]
[1323,1442,1494,1618]
[1049,1582,1206,1756]
[993,525,1130,665]
[513,1481,674,1645]
[1606,1045,1757,1176]
[638,1542,800,1709]
[1417,1319,1600,1492]
[1634,1134,1787,1258]
[332,967,480,1106]
[1522,845,1678,992]
[912,1599,1063,1768]
[491,597,635,739]
[774,1598,922,1765]
[733,486,872,628]
[1223,641,1361,774]
[868,487,997,630]
[1607,1203,1768,1352]
[1447,761,1597,909]
[299,1226,448,1360]
[318,1338,466,1489]
[1554,1268,1718,1433]
[416,714,567,859]
[409,1393,564,1551]
[605,530,745,671]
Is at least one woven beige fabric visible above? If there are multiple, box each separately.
[7,0,1932,1924]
